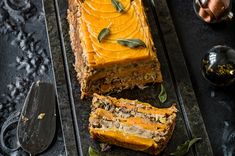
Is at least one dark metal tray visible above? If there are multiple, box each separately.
[45,0,214,155]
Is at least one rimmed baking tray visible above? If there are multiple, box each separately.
[44,0,214,155]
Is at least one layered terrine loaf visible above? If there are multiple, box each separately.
[89,94,177,155]
[67,0,163,98]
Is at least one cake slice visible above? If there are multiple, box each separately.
[89,94,177,155]
[67,0,163,98]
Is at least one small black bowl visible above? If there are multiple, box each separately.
[201,45,235,87]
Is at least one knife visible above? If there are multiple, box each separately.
[17,81,56,155]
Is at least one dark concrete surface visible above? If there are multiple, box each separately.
[166,0,235,155]
[0,0,65,155]
[1,0,233,155]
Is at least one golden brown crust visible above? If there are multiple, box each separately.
[89,94,177,155]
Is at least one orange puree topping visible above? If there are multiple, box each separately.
[79,0,156,67]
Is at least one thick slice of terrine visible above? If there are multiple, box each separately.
[89,94,177,155]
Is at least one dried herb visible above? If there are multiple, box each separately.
[170,138,202,156]
[158,84,167,103]
[117,39,146,48]
[89,146,100,156]
[111,0,125,12]
[98,28,110,42]
[99,143,112,152]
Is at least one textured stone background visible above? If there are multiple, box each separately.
[0,0,65,155]
[167,0,235,155]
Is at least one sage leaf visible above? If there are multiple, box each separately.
[158,84,167,103]
[117,39,146,48]
[98,28,110,42]
[89,146,100,156]
[170,138,202,156]
[111,0,125,13]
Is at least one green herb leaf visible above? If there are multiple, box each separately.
[170,138,202,156]
[89,146,100,156]
[158,84,167,103]
[117,39,146,48]
[98,28,110,42]
[111,0,125,13]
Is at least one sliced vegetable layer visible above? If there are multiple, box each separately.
[79,0,156,67]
